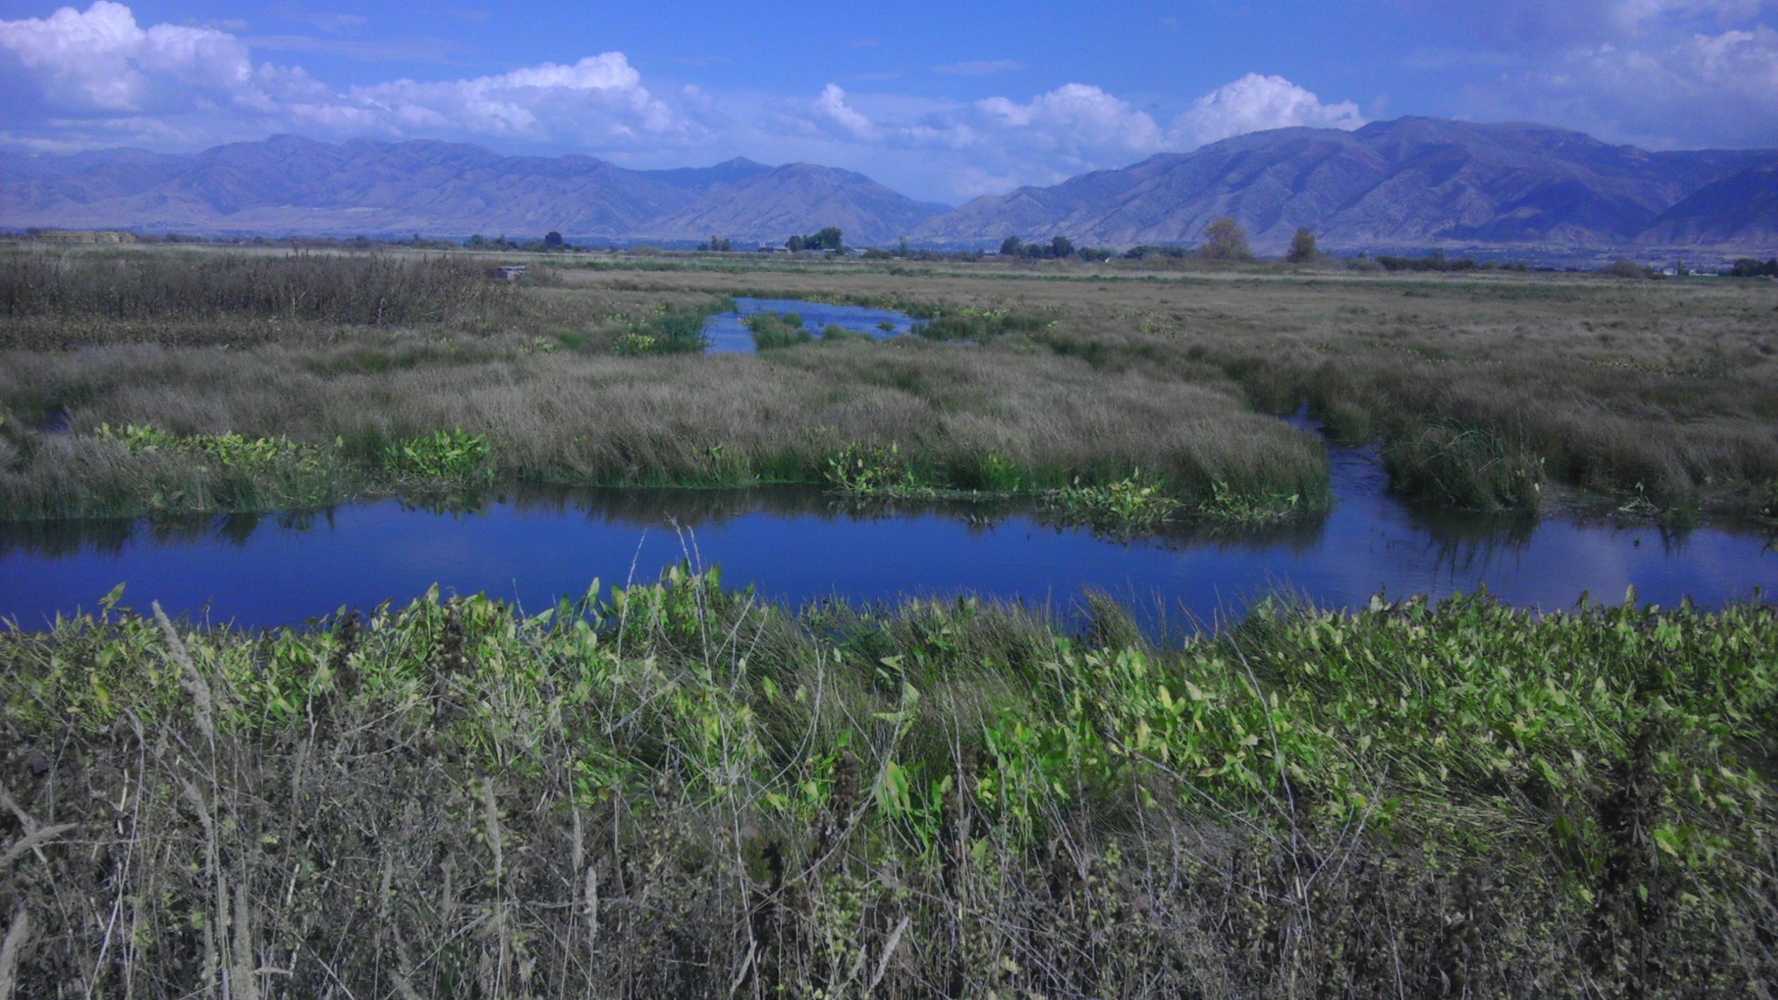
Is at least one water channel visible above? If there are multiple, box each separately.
[2,437,1771,631]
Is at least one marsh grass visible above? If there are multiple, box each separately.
[5,249,1776,519]
[1383,424,1546,511]
[1,575,1774,996]
[0,323,1328,517]
[0,247,510,325]
[913,304,1056,342]
[745,311,814,350]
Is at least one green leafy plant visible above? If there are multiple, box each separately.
[1045,470,1181,532]
[824,441,931,496]
[382,428,493,482]
[1194,479,1302,523]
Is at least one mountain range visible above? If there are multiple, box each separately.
[2,118,1774,251]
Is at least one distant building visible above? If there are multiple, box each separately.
[492,264,528,282]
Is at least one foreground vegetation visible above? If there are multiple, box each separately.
[2,243,1775,524]
[1,576,1774,996]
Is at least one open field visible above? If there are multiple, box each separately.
[2,243,1776,524]
[2,575,1774,996]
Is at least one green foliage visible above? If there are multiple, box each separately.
[824,441,932,496]
[1194,479,1303,523]
[745,311,814,350]
[1045,470,1182,532]
[787,226,843,252]
[614,332,659,355]
[4,576,1776,995]
[382,428,493,482]
[94,422,342,508]
[624,303,714,353]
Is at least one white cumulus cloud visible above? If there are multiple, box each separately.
[812,83,878,139]
[350,54,682,142]
[0,2,690,151]
[1169,74,1367,147]
[975,83,1165,155]
[0,1,256,113]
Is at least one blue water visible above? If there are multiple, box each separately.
[1,443,1772,631]
[703,297,919,353]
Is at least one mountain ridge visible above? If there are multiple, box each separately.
[914,118,1776,249]
[2,118,1773,250]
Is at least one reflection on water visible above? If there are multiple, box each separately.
[702,297,920,354]
[2,437,1772,632]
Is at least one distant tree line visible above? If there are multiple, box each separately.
[1005,218,1288,264]
[462,232,577,252]
[787,227,843,252]
[1372,251,1480,273]
[997,235,1117,261]
[1727,258,1778,278]
[698,236,735,252]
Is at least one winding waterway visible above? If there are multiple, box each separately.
[1,435,1771,630]
[702,296,919,353]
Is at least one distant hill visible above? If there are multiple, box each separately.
[0,136,945,245]
[2,118,1773,250]
[1641,163,1778,246]
[912,118,1777,251]
[647,163,949,245]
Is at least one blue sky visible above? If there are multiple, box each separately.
[2,0,1774,202]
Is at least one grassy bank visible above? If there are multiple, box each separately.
[3,246,1775,522]
[2,577,1774,996]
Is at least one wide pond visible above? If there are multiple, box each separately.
[703,297,919,353]
[1,441,1772,631]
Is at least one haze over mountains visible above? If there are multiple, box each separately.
[2,118,1773,251]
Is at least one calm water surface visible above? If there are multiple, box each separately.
[1,440,1772,630]
[702,297,919,353]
